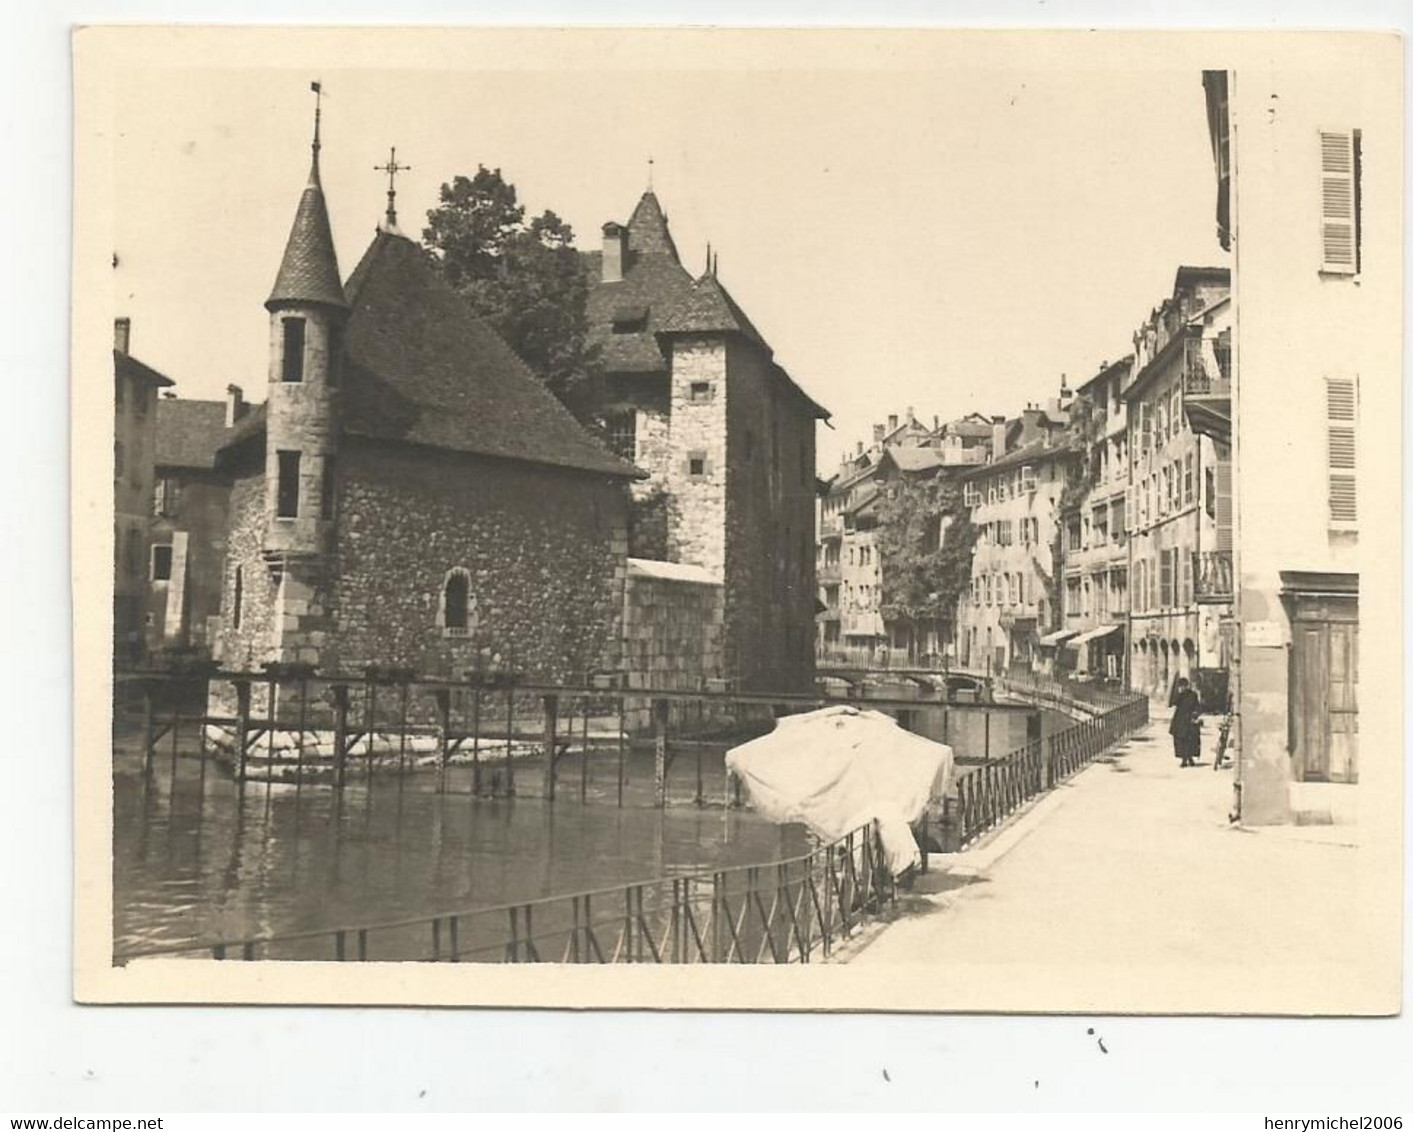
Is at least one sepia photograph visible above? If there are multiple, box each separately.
[70,26,1402,1014]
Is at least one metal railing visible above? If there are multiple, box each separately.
[113,666,1146,964]
[942,681,1148,849]
[114,822,894,965]
[1195,550,1234,603]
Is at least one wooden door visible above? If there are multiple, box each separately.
[1289,600,1359,784]
[1294,623,1330,781]
[1327,621,1359,783]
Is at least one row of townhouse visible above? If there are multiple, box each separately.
[816,408,992,664]
[953,266,1234,707]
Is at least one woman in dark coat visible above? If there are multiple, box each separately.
[1169,677,1202,767]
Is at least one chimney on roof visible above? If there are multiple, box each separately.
[601,221,627,283]
[888,413,899,432]
[855,440,864,457]
[114,317,131,355]
[933,414,940,430]
[872,424,885,444]
[225,384,245,428]
[991,419,1008,459]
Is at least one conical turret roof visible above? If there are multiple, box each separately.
[266,156,348,311]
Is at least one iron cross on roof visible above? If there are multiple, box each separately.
[374,146,411,229]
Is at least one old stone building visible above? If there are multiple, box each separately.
[113,318,173,665]
[1122,266,1232,710]
[144,386,249,658]
[210,120,639,686]
[817,411,994,662]
[582,190,829,693]
[956,397,1076,675]
[1055,357,1133,682]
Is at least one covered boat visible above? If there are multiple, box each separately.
[724,705,954,876]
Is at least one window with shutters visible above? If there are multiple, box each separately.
[1326,376,1358,529]
[1184,453,1195,507]
[1319,129,1362,275]
[1160,549,1174,609]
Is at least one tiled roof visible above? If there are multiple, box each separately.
[582,247,699,376]
[961,436,1076,479]
[155,399,230,469]
[655,273,769,349]
[335,231,641,477]
[267,158,348,311]
[881,445,944,473]
[626,191,679,259]
[114,350,175,388]
[944,419,995,439]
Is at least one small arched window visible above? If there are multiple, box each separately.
[439,569,473,636]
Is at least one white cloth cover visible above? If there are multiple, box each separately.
[724,706,955,876]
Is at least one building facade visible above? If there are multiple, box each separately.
[210,121,639,689]
[817,411,992,663]
[113,318,174,665]
[1202,64,1394,825]
[1122,267,1233,710]
[957,403,1075,674]
[144,387,248,657]
[1057,357,1132,682]
[583,192,828,692]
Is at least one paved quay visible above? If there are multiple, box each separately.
[844,715,1385,1011]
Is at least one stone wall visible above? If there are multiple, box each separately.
[213,465,283,671]
[723,336,818,693]
[622,559,724,688]
[325,440,629,683]
[145,468,231,656]
[664,336,728,577]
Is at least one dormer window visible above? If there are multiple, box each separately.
[611,304,649,334]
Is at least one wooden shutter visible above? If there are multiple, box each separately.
[1326,376,1358,527]
[1320,130,1357,274]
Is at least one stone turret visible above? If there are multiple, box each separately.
[262,113,347,564]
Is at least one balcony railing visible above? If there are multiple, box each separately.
[1195,550,1233,603]
[1184,337,1232,399]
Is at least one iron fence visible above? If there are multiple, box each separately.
[943,681,1148,848]
[114,821,893,965]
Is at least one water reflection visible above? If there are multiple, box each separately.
[112,701,1069,956]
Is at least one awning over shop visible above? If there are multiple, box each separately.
[1037,628,1079,648]
[1068,624,1123,647]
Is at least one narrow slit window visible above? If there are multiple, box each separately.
[232,565,243,630]
[282,318,306,383]
[443,571,470,632]
[276,450,301,518]
[150,544,173,582]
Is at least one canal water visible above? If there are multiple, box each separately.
[112,700,1072,958]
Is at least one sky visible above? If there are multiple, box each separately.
[110,37,1228,471]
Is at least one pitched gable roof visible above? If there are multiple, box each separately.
[155,399,230,469]
[337,231,640,477]
[655,272,769,350]
[224,232,642,480]
[114,350,175,389]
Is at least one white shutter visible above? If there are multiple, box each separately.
[1326,376,1358,527]
[1320,130,1357,274]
